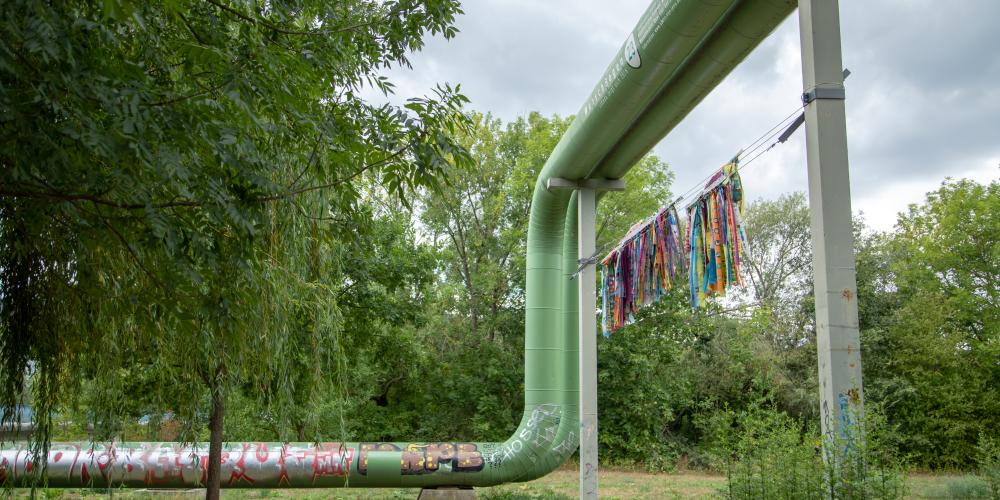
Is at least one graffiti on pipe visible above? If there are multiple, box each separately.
[0,442,357,488]
[490,404,562,465]
[297,442,354,482]
[552,430,577,459]
[357,442,484,475]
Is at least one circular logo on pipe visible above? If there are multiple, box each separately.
[624,32,641,69]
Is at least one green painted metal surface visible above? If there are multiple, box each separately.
[0,0,795,488]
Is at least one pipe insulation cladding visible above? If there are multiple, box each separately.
[0,0,795,488]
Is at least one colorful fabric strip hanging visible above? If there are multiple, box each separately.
[600,204,686,335]
[687,162,750,309]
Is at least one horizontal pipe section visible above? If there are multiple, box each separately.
[538,0,739,183]
[593,0,797,179]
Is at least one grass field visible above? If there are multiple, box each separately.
[23,468,989,499]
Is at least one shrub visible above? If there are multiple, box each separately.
[720,404,826,498]
[946,476,992,499]
[720,403,906,499]
[978,433,1000,499]
[823,406,907,499]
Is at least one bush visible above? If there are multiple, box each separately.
[719,404,906,499]
[946,476,992,499]
[823,406,907,499]
[978,433,1000,499]
[719,404,826,498]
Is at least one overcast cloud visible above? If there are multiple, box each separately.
[378,1,1000,230]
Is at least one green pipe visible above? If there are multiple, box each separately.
[592,0,797,179]
[536,0,740,184]
[0,0,795,489]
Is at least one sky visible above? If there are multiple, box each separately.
[375,0,1000,231]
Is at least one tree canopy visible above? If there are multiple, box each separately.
[1,0,471,494]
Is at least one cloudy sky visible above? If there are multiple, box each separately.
[379,0,1000,231]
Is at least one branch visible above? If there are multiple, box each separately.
[254,145,412,202]
[335,280,361,301]
[0,145,412,209]
[149,79,227,107]
[179,12,207,45]
[464,190,486,238]
[91,203,165,288]
[286,131,326,191]
[0,187,202,209]
[291,199,350,223]
[203,0,403,36]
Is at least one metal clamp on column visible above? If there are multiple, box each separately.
[802,84,845,104]
[802,68,851,105]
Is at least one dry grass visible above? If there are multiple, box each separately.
[479,467,725,499]
[21,468,981,499]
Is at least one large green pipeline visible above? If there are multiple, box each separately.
[0,0,793,488]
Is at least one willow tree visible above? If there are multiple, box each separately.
[0,0,470,495]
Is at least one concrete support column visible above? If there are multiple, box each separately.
[798,0,864,448]
[546,177,622,500]
[577,187,598,500]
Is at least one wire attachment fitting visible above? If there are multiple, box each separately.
[802,68,850,105]
[570,250,604,280]
[802,85,846,104]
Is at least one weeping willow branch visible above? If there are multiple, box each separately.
[0,144,415,209]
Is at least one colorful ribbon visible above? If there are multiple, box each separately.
[687,162,750,308]
[600,204,686,335]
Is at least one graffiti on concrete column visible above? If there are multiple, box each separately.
[357,442,484,475]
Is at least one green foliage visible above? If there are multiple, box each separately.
[827,406,908,499]
[978,434,1000,499]
[869,179,1000,468]
[597,290,696,471]
[0,0,472,488]
[719,404,826,498]
[595,288,819,471]
[596,154,674,251]
[733,179,1000,471]
[214,209,441,443]
[420,112,569,341]
[720,405,906,500]
[946,476,993,499]
[741,192,812,308]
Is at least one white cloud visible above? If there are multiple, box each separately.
[378,0,1000,231]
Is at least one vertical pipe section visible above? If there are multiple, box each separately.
[797,0,864,448]
[515,192,582,482]
[576,189,599,499]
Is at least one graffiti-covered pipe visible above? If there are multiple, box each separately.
[0,190,581,490]
[0,0,796,489]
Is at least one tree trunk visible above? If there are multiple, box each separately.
[205,363,225,500]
